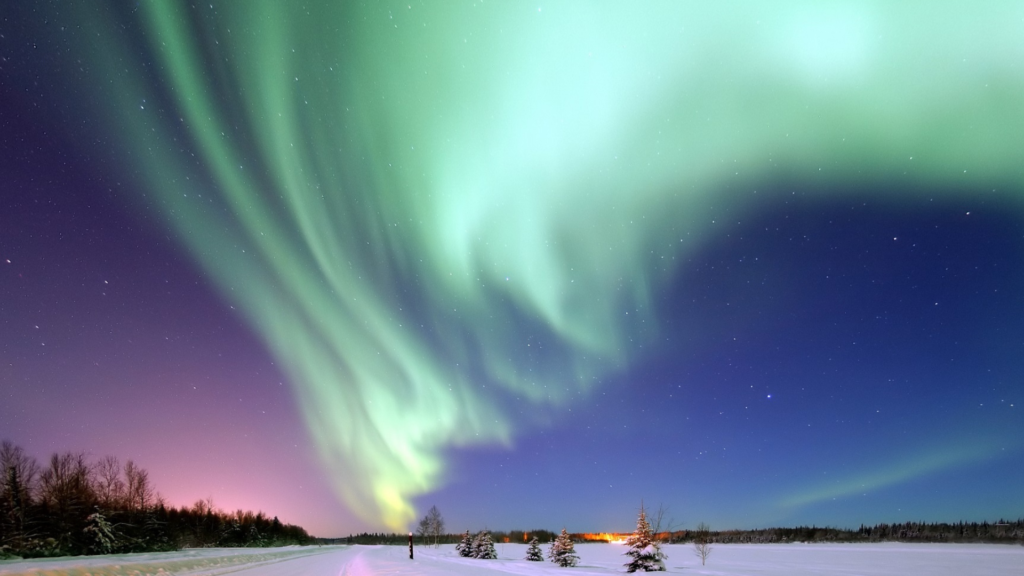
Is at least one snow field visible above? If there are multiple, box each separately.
[2,542,1022,576]
[407,542,1024,575]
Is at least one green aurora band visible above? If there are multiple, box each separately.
[779,439,1009,510]
[69,1,1023,529]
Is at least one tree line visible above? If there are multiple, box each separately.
[663,519,1024,544]
[1,441,310,558]
[345,528,561,546]
[347,520,1023,549]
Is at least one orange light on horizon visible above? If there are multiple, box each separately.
[580,532,628,543]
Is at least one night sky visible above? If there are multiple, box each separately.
[2,2,1022,537]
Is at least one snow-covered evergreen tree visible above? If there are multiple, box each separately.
[525,536,544,561]
[472,530,497,559]
[83,511,118,554]
[247,524,264,547]
[547,528,579,567]
[624,505,667,572]
[455,531,473,557]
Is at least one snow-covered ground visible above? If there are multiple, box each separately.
[0,546,347,576]
[2,542,1021,576]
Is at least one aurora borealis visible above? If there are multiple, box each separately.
[2,1,1022,536]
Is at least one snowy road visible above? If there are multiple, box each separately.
[2,542,1022,576]
[0,546,357,576]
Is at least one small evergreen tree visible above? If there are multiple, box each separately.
[455,530,473,557]
[247,524,264,547]
[624,504,666,572]
[83,511,118,554]
[472,530,497,559]
[525,536,544,561]
[547,528,579,567]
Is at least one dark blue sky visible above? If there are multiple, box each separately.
[425,190,1023,532]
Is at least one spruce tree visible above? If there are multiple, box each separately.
[547,528,579,567]
[472,530,497,559]
[248,524,264,547]
[525,536,544,561]
[455,530,473,557]
[83,511,118,554]
[624,504,666,572]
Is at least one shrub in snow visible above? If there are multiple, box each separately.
[624,505,666,572]
[455,531,473,557]
[693,522,712,566]
[525,536,544,561]
[548,528,580,567]
[472,530,497,559]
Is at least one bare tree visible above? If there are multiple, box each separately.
[190,497,217,546]
[192,496,215,516]
[39,452,93,508]
[693,522,712,566]
[417,505,445,547]
[39,452,94,550]
[428,505,445,547]
[93,455,124,510]
[123,459,153,514]
[649,504,677,544]
[416,514,431,543]
[0,442,39,497]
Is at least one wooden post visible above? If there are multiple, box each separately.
[409,532,414,559]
